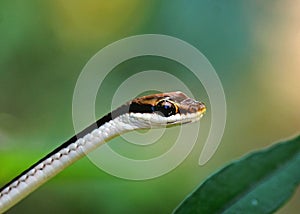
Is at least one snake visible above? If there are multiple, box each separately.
[0,91,206,212]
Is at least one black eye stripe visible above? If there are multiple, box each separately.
[126,100,179,117]
[128,103,154,114]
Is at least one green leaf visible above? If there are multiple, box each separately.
[174,135,300,214]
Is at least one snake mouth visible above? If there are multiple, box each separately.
[166,110,205,126]
[197,102,206,115]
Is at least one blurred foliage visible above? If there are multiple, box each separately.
[175,135,300,214]
[0,0,299,213]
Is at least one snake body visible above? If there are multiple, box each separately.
[0,91,206,212]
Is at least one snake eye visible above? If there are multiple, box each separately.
[155,100,178,117]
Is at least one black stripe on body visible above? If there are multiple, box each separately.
[0,112,113,192]
[0,102,156,192]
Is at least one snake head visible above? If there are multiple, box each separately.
[115,91,206,128]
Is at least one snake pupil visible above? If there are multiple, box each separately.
[155,100,177,117]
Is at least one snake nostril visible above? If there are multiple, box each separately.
[198,102,206,113]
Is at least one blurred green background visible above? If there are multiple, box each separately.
[0,1,299,213]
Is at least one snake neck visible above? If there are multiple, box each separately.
[0,114,136,213]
